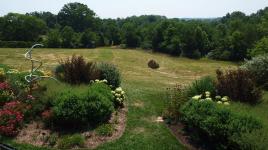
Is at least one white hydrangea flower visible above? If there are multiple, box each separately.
[205,98,212,101]
[217,101,222,104]
[223,102,230,105]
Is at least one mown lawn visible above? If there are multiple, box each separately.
[0,47,237,149]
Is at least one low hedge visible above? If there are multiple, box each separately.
[180,100,263,150]
[0,41,34,48]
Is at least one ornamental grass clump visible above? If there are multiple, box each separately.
[56,55,100,85]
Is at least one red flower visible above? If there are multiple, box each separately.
[0,109,23,136]
[0,82,9,90]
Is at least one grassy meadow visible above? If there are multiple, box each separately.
[1,47,267,149]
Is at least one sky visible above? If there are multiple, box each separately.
[0,0,268,18]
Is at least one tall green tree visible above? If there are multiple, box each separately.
[61,26,75,48]
[1,13,46,41]
[80,29,99,48]
[46,29,61,48]
[58,2,97,32]
[120,23,140,48]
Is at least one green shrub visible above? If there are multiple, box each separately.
[191,49,201,59]
[52,83,114,128]
[141,41,152,50]
[216,69,262,103]
[95,124,114,136]
[57,134,85,149]
[207,49,231,60]
[186,76,216,98]
[57,55,100,85]
[241,54,268,89]
[48,133,58,147]
[97,62,121,88]
[180,100,263,149]
[248,36,268,57]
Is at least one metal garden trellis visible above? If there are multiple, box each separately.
[24,44,57,93]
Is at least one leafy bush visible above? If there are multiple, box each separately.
[57,55,100,84]
[141,41,152,50]
[241,54,268,89]
[0,104,24,136]
[57,134,85,149]
[97,62,121,88]
[0,82,15,106]
[95,124,114,136]
[191,49,202,59]
[248,36,268,57]
[148,59,160,69]
[207,49,231,60]
[163,77,216,123]
[180,100,263,149]
[186,76,216,98]
[216,69,262,103]
[52,83,114,128]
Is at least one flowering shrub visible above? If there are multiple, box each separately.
[0,82,15,106]
[192,91,230,105]
[241,54,268,89]
[0,108,23,136]
[111,87,125,108]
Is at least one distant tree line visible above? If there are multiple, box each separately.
[0,2,268,61]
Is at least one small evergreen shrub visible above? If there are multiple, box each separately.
[52,83,114,128]
[241,54,268,89]
[57,55,100,85]
[97,62,121,88]
[57,134,85,149]
[186,76,216,98]
[180,100,263,149]
[216,69,262,103]
[148,59,159,69]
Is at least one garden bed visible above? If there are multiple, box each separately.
[15,107,127,149]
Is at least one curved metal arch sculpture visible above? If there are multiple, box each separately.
[24,44,57,84]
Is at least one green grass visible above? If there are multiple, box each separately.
[0,47,237,149]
